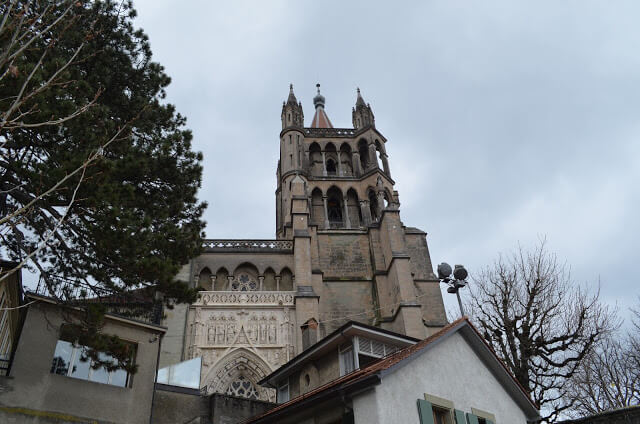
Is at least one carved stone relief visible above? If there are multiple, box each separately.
[187,303,295,402]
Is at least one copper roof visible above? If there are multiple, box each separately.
[243,317,539,423]
[310,106,333,128]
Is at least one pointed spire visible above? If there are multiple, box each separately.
[282,83,304,129]
[352,86,375,129]
[356,87,366,107]
[286,83,298,105]
[311,83,333,128]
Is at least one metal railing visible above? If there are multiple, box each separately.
[31,279,161,325]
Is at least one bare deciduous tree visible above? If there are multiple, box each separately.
[468,240,617,422]
[565,332,640,417]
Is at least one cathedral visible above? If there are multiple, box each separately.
[160,84,448,402]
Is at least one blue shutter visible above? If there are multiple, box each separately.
[417,399,435,424]
[454,410,468,424]
[466,414,480,424]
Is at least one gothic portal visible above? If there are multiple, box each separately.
[160,85,448,402]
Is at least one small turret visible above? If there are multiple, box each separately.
[352,88,375,129]
[281,84,304,129]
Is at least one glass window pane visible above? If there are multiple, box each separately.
[111,368,129,387]
[157,367,169,384]
[340,347,354,375]
[70,347,91,380]
[50,340,73,375]
[156,357,201,389]
[89,352,110,385]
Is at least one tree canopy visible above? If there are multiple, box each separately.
[0,0,206,341]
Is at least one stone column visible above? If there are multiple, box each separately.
[275,276,281,291]
[322,196,330,229]
[227,275,234,290]
[368,142,377,170]
[342,192,351,229]
[304,148,310,169]
[258,276,264,291]
[321,151,327,176]
[337,151,343,176]
[377,191,386,212]
[360,200,372,225]
[352,151,362,177]
[381,153,390,177]
[210,275,217,291]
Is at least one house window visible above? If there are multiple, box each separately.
[277,378,289,403]
[50,326,135,388]
[418,395,456,424]
[433,406,452,424]
[471,407,496,424]
[339,343,355,376]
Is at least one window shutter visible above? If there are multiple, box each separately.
[466,414,480,424]
[417,399,435,424]
[454,410,468,424]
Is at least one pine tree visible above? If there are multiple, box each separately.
[0,1,206,370]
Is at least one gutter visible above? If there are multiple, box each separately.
[148,333,163,424]
[248,373,381,424]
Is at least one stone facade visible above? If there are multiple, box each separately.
[161,85,448,402]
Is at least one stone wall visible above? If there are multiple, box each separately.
[0,300,164,424]
[320,280,375,334]
[316,233,372,279]
[404,229,437,281]
[151,385,275,424]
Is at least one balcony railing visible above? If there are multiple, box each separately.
[202,239,292,252]
[31,279,161,325]
[304,127,356,137]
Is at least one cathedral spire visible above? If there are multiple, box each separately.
[281,83,304,129]
[286,83,298,105]
[311,84,333,128]
[356,87,366,107]
[352,87,375,129]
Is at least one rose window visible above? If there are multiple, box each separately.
[226,375,259,399]
[231,274,258,291]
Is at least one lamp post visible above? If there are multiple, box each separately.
[437,263,469,316]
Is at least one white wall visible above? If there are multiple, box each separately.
[353,332,530,424]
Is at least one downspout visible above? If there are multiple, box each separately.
[149,333,162,424]
[181,259,195,361]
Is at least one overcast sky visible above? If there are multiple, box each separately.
[133,1,640,320]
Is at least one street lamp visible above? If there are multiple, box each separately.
[437,262,469,316]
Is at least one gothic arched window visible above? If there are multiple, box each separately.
[326,187,343,228]
[326,159,337,175]
[369,190,379,222]
[226,375,259,399]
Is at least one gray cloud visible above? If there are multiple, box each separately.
[134,0,640,318]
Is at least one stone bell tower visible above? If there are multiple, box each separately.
[275,84,446,340]
[169,84,446,401]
